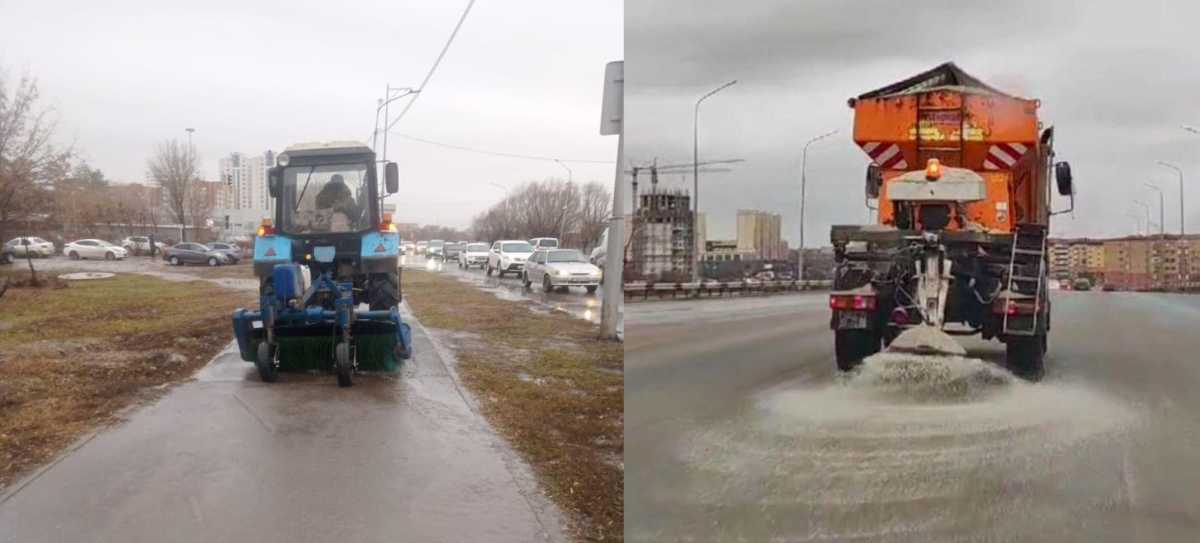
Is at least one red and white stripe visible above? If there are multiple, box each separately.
[861,142,908,169]
[983,142,1028,170]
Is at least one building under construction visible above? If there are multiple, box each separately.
[631,190,694,281]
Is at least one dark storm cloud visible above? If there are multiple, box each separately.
[624,0,1200,241]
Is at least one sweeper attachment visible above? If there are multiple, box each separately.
[230,141,412,387]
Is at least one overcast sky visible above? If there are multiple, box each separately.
[626,0,1200,244]
[0,0,621,229]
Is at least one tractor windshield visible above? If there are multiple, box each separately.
[281,163,372,235]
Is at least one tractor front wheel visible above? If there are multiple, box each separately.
[256,342,278,383]
[335,342,353,388]
[368,272,401,310]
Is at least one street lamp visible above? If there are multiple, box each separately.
[1145,182,1165,236]
[1158,160,1184,236]
[798,129,839,280]
[1126,212,1143,236]
[692,79,737,281]
[553,159,573,183]
[1134,200,1153,233]
[373,85,419,161]
[184,127,195,157]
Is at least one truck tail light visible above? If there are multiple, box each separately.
[993,299,1038,315]
[830,293,876,311]
[257,219,274,237]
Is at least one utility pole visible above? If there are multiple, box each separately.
[692,79,736,281]
[1158,161,1184,237]
[599,60,623,340]
[184,127,195,242]
[798,130,838,280]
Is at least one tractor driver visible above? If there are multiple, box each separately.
[313,174,359,232]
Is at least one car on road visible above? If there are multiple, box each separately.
[64,239,127,260]
[443,241,464,262]
[206,242,243,264]
[162,242,232,266]
[402,241,415,255]
[487,240,534,278]
[120,236,163,255]
[4,236,55,258]
[428,239,445,259]
[529,237,560,252]
[523,248,602,293]
[459,242,489,269]
[416,241,428,255]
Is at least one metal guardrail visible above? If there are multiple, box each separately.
[623,279,832,300]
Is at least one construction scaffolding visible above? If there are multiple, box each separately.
[632,190,694,281]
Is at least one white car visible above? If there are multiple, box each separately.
[120,235,163,255]
[428,239,445,259]
[529,237,560,251]
[458,242,490,269]
[4,236,55,258]
[523,248,602,293]
[64,239,127,260]
[486,240,534,278]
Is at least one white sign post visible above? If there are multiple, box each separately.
[600,61,623,340]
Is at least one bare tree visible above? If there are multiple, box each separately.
[147,139,197,241]
[470,178,610,247]
[0,70,71,244]
[578,181,611,251]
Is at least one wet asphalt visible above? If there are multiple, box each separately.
[0,295,565,542]
[625,291,1200,542]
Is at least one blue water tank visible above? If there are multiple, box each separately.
[271,264,304,303]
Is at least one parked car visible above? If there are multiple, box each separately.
[529,237,560,252]
[4,236,55,258]
[162,242,232,266]
[487,240,535,278]
[1,245,14,265]
[402,241,416,255]
[416,241,428,255]
[64,239,127,260]
[443,241,464,262]
[119,236,164,255]
[206,242,243,264]
[523,249,602,293]
[459,242,489,269]
[428,239,445,259]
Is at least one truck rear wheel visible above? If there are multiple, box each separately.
[835,329,881,372]
[1006,334,1046,381]
[368,272,401,310]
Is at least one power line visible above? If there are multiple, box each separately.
[384,0,476,132]
[396,134,614,164]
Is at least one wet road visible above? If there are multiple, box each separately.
[626,291,1200,542]
[0,305,566,542]
[403,254,612,326]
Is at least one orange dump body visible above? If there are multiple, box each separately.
[851,65,1050,233]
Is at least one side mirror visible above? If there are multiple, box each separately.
[268,167,282,198]
[1055,162,1073,196]
[385,162,399,194]
[865,164,882,199]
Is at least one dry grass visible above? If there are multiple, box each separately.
[403,270,623,542]
[0,271,253,488]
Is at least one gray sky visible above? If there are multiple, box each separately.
[625,0,1200,244]
[0,0,621,229]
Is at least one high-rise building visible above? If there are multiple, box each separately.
[631,191,694,280]
[736,209,783,260]
[218,150,275,212]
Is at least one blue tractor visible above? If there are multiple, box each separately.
[231,142,412,387]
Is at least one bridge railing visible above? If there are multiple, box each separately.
[623,279,832,301]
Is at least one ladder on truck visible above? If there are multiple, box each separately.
[1003,224,1047,336]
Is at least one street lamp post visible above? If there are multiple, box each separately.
[1127,212,1143,236]
[798,130,838,280]
[183,127,195,242]
[553,159,573,183]
[1145,182,1165,236]
[692,79,737,281]
[1158,160,1184,237]
[1134,200,1153,234]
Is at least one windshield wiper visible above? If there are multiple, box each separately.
[294,166,317,212]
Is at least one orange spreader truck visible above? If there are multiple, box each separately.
[829,63,1075,380]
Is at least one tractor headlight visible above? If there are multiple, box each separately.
[277,153,290,167]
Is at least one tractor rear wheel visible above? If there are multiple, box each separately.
[1007,334,1046,381]
[256,342,278,383]
[368,272,401,310]
[834,329,881,372]
[335,342,353,387]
